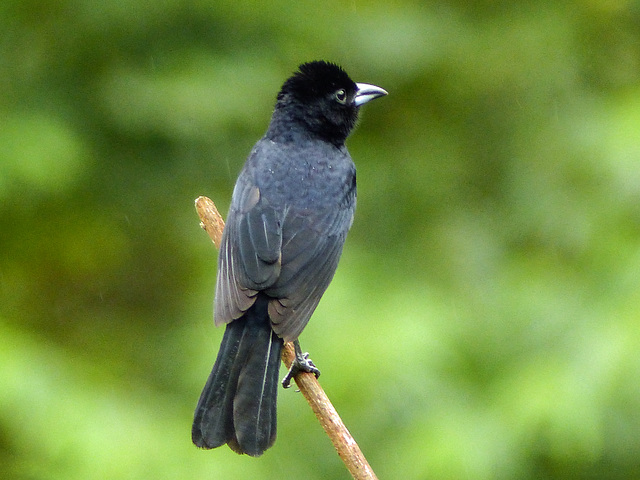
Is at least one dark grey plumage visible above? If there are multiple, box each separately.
[192,60,386,456]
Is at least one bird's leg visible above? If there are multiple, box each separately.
[282,340,321,388]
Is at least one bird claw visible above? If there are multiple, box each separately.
[282,352,321,388]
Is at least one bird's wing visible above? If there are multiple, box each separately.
[215,184,354,341]
[214,172,282,326]
[264,201,354,342]
[214,143,355,341]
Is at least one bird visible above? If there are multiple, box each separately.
[192,60,387,457]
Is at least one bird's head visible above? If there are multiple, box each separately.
[272,61,387,146]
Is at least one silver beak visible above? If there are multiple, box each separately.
[354,83,388,107]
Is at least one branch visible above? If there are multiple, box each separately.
[195,196,378,480]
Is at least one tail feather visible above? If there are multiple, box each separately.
[192,295,283,457]
[191,320,243,448]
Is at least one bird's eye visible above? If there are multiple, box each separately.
[334,88,347,104]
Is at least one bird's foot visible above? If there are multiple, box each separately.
[282,352,320,389]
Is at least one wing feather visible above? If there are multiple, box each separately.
[265,205,353,341]
[214,140,355,339]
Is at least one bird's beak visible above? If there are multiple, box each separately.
[354,83,388,107]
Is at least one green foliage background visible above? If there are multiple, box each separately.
[1,1,639,478]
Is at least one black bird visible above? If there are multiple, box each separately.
[192,60,387,456]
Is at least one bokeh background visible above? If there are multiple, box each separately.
[2,1,640,479]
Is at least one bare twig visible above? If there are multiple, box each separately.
[194,195,378,480]
[195,195,226,249]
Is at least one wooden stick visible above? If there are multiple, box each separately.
[195,195,226,249]
[194,196,378,480]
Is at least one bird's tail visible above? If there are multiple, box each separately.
[192,295,283,457]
